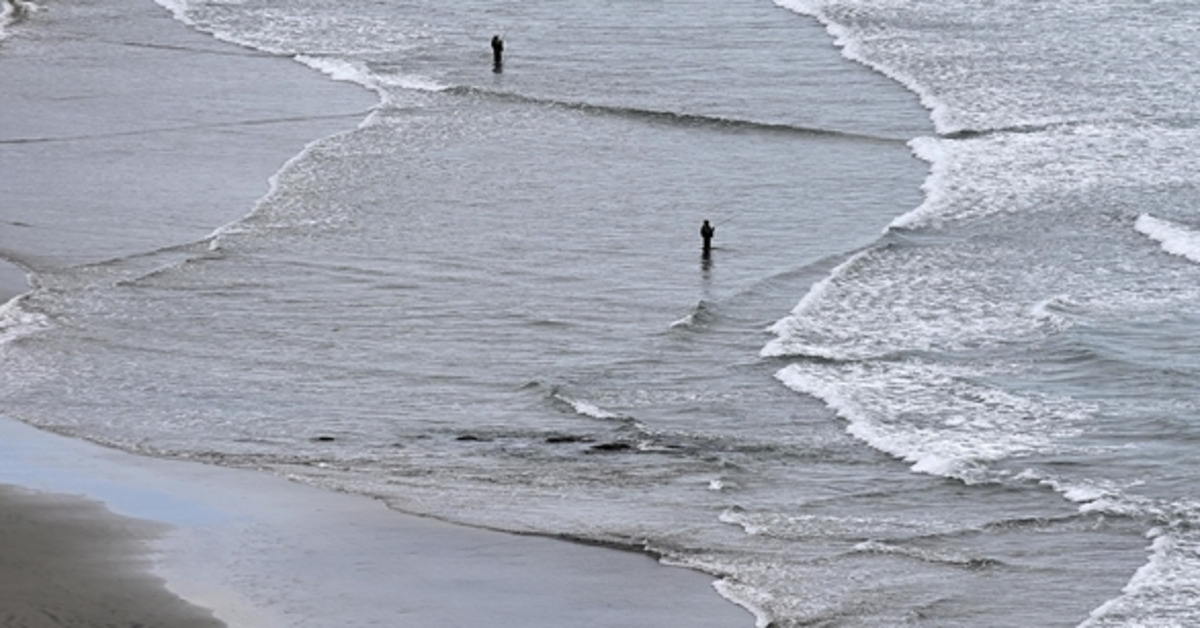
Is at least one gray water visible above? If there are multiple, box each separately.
[4,0,1199,625]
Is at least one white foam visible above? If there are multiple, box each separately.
[772,0,949,134]
[153,1,389,126]
[1081,531,1200,627]
[888,136,949,230]
[553,392,624,421]
[377,72,449,94]
[291,54,395,129]
[774,360,1085,483]
[0,2,14,39]
[0,0,35,40]
[718,507,769,537]
[762,241,1056,365]
[669,313,696,329]
[1027,294,1077,332]
[1135,213,1200,264]
[1034,474,1156,520]
[670,301,712,330]
[854,539,983,567]
[0,293,50,347]
[1061,483,1114,504]
[760,250,869,358]
[205,131,329,250]
[294,55,371,88]
[151,0,195,27]
[712,579,775,628]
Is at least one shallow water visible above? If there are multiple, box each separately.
[4,0,1199,625]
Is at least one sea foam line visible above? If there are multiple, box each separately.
[144,1,389,248]
[772,0,949,134]
[151,0,193,28]
[769,0,967,235]
[1080,531,1200,628]
[1135,214,1200,264]
[760,249,870,358]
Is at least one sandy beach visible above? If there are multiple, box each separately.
[0,481,223,628]
[0,417,752,627]
[0,2,751,626]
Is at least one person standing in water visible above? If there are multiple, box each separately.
[700,219,715,256]
[491,35,504,71]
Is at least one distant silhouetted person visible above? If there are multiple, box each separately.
[491,35,504,71]
[700,219,715,256]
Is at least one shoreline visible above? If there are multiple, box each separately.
[0,1,753,626]
[0,481,223,628]
[0,416,752,627]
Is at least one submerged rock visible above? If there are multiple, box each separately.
[589,442,633,453]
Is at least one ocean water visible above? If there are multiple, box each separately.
[4,0,1200,625]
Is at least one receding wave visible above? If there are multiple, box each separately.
[443,85,904,143]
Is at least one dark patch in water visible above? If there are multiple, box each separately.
[589,442,633,453]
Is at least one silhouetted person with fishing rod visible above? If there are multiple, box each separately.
[491,35,504,72]
[700,219,715,257]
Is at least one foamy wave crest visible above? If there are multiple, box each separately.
[772,0,949,134]
[1081,531,1200,627]
[0,0,34,38]
[669,300,714,329]
[0,294,50,346]
[1025,473,1142,514]
[551,390,625,421]
[152,0,195,27]
[761,251,869,359]
[888,136,949,230]
[293,55,390,126]
[893,124,1200,231]
[1135,214,1200,264]
[711,579,774,628]
[1027,294,1077,332]
[206,127,355,250]
[762,243,1053,362]
[153,1,390,122]
[774,360,1087,482]
[294,54,448,103]
[295,55,374,90]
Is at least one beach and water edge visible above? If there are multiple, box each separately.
[0,0,933,626]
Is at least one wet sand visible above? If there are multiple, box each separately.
[0,417,751,627]
[0,484,223,628]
